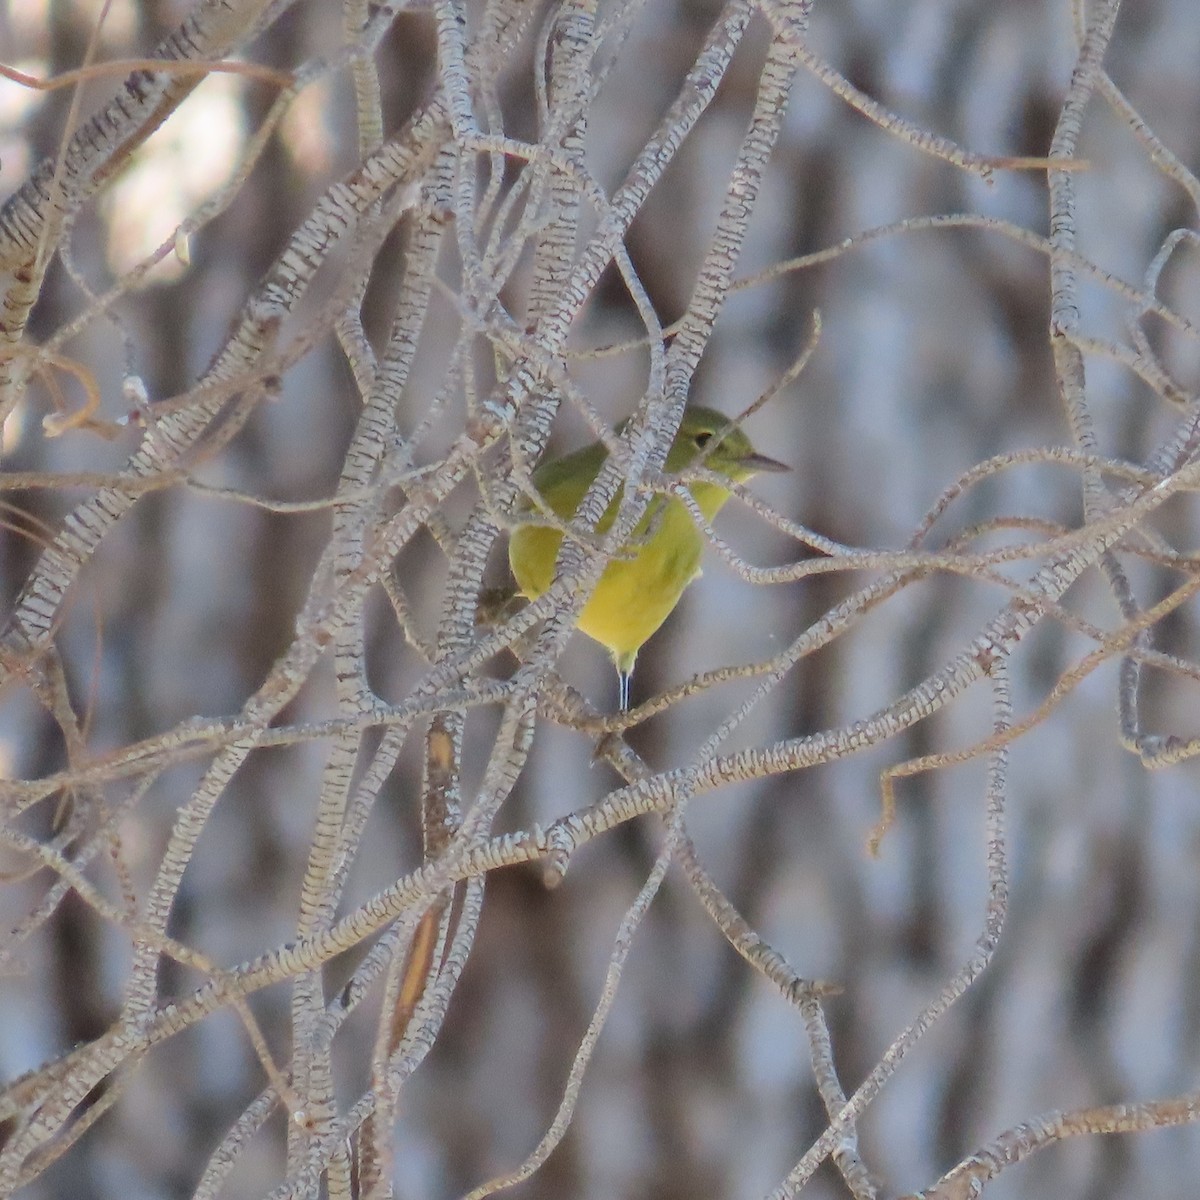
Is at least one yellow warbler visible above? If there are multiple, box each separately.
[508,405,788,709]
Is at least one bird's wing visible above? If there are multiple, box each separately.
[529,441,612,524]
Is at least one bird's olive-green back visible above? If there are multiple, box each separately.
[525,405,763,526]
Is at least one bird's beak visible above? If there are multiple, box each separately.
[744,451,790,474]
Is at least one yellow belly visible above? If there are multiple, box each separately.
[509,495,706,671]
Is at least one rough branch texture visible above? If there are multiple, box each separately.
[1,1,1199,1198]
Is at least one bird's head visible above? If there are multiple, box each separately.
[666,405,790,482]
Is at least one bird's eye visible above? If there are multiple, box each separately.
[693,431,713,449]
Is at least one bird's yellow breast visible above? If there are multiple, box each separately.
[508,481,729,671]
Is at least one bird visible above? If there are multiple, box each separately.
[507,405,789,710]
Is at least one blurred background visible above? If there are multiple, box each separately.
[2,0,1200,1197]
